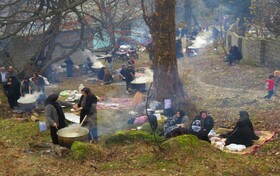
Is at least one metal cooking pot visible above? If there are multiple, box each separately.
[57,126,89,148]
[17,100,36,112]
[131,81,146,91]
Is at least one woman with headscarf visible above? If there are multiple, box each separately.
[45,94,66,144]
[237,111,259,140]
[220,111,259,140]
[162,109,189,138]
[6,75,21,109]
[225,120,254,147]
[73,87,98,140]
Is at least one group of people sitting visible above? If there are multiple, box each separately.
[0,66,46,109]
[161,109,259,148]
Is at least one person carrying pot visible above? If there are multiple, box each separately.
[73,87,98,141]
[45,94,66,144]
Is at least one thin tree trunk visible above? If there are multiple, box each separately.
[184,0,192,29]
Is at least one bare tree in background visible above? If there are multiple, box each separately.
[141,0,195,114]
[0,0,142,75]
[91,0,142,49]
[265,0,280,37]
[0,0,95,75]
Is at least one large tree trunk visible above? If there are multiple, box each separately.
[148,0,193,114]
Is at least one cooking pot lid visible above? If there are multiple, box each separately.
[131,80,146,84]
[65,113,80,124]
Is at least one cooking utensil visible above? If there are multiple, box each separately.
[57,126,89,148]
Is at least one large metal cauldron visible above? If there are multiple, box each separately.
[57,126,89,148]
[17,99,36,112]
[131,81,146,91]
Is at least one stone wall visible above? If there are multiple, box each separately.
[226,31,280,68]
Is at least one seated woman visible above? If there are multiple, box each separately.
[225,120,253,147]
[97,67,105,81]
[103,69,113,84]
[221,111,259,140]
[162,110,189,138]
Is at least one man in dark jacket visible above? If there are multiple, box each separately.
[64,57,74,77]
[189,111,214,142]
[124,65,135,93]
[6,75,21,109]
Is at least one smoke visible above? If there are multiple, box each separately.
[83,49,104,68]
[93,69,154,135]
[132,68,154,83]
[191,31,213,49]
[97,110,129,136]
[83,49,96,63]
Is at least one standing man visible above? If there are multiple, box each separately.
[124,65,135,94]
[64,57,74,77]
[105,53,113,73]
[189,111,214,142]
[85,57,93,75]
[6,66,16,78]
[73,87,98,141]
[0,67,8,95]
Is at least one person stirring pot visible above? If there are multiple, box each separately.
[45,94,66,144]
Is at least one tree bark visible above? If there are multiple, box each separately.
[146,0,194,114]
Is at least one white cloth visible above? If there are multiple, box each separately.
[225,144,246,152]
[1,72,7,82]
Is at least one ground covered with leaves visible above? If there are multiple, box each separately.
[0,45,279,176]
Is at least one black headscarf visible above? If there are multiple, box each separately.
[81,87,90,95]
[239,111,250,120]
[45,94,66,128]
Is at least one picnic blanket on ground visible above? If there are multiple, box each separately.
[96,92,145,110]
[211,128,275,155]
[97,98,133,110]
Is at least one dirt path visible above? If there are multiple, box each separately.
[179,37,280,129]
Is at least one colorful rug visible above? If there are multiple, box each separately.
[97,98,133,110]
[211,128,275,155]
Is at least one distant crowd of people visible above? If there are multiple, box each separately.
[0,66,46,110]
[61,51,137,95]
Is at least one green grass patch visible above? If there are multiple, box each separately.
[104,130,165,145]
[0,118,50,147]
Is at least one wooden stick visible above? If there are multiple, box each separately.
[80,115,87,127]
